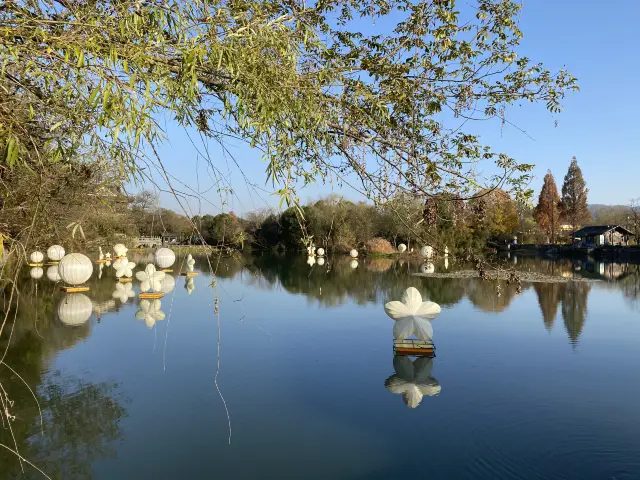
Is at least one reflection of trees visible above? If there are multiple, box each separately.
[0,272,127,478]
[561,282,590,345]
[533,283,566,330]
[467,279,522,312]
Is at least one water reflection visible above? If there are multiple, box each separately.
[135,299,166,328]
[385,356,441,408]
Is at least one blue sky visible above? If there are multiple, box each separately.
[143,0,640,215]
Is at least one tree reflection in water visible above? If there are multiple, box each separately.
[0,274,128,478]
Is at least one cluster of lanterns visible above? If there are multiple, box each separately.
[28,244,197,328]
[306,245,327,267]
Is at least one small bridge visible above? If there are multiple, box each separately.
[136,236,162,248]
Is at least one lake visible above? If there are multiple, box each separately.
[1,253,640,479]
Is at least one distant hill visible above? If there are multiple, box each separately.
[588,204,631,225]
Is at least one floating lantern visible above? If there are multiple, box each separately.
[160,274,175,294]
[186,254,196,268]
[317,257,325,266]
[47,245,65,262]
[98,263,104,279]
[307,256,316,267]
[185,277,195,295]
[155,248,175,270]
[30,251,44,264]
[444,258,449,270]
[398,243,407,253]
[350,259,358,269]
[420,263,435,274]
[29,266,44,279]
[136,264,165,293]
[420,246,433,258]
[444,246,449,257]
[58,253,93,290]
[384,287,441,341]
[105,252,112,260]
[350,249,358,258]
[316,247,325,257]
[98,247,105,262]
[135,299,165,328]
[113,243,128,258]
[385,356,441,408]
[57,293,93,326]
[46,265,61,282]
[114,259,135,278]
[112,282,135,303]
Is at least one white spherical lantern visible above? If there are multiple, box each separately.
[47,245,65,261]
[113,243,128,257]
[57,293,93,326]
[160,274,176,294]
[350,249,359,258]
[398,243,407,253]
[58,253,93,285]
[46,265,61,282]
[155,248,176,269]
[420,246,433,259]
[317,257,325,266]
[317,247,325,257]
[420,263,435,274]
[30,251,44,264]
[29,267,44,279]
[350,259,358,269]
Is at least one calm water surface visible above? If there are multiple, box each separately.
[2,254,640,479]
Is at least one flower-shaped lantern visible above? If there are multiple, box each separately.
[115,258,136,278]
[307,256,316,267]
[384,287,441,342]
[385,356,441,408]
[136,299,165,328]
[113,243,128,258]
[186,254,196,269]
[135,264,165,293]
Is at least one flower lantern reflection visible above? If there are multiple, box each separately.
[385,356,441,408]
[136,299,165,328]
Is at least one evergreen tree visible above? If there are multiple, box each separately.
[534,171,560,243]
[559,157,591,231]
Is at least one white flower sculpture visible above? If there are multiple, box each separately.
[135,264,165,292]
[115,258,136,278]
[112,282,135,303]
[135,299,165,328]
[384,287,441,341]
[105,252,112,260]
[186,254,195,269]
[385,356,441,408]
[99,247,104,261]
[98,263,104,279]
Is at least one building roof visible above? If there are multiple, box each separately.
[573,225,634,237]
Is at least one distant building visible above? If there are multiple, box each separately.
[572,225,634,246]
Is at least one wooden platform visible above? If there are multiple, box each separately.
[160,269,173,273]
[46,261,60,265]
[28,263,44,267]
[139,292,164,299]
[60,286,90,293]
[118,277,133,283]
[181,272,198,277]
[393,339,435,357]
[95,259,107,264]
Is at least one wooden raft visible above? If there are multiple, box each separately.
[139,292,164,299]
[180,272,198,277]
[60,286,90,293]
[393,339,435,357]
[118,277,133,283]
[28,263,44,267]
[160,269,173,273]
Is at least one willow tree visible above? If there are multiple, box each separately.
[1,0,578,243]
